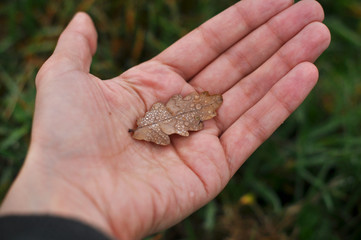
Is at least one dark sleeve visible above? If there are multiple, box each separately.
[0,215,112,240]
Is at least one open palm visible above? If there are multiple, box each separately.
[1,0,330,239]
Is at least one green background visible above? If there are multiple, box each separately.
[1,0,361,239]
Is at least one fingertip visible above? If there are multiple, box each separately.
[314,0,325,22]
[299,61,319,86]
[68,12,98,55]
[310,22,332,61]
[300,21,331,62]
[284,62,319,100]
[48,12,98,73]
[319,22,331,49]
[301,0,325,22]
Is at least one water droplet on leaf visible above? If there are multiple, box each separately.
[132,91,222,145]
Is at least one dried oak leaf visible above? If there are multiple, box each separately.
[132,91,223,145]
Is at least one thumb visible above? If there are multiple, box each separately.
[36,12,98,85]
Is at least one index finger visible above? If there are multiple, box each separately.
[153,0,293,80]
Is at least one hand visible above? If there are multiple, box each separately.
[0,0,330,239]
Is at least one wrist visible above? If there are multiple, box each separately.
[0,151,113,239]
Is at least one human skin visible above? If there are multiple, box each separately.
[0,0,330,239]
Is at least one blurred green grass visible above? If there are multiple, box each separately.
[1,0,361,239]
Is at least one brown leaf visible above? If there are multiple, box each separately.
[132,91,223,145]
